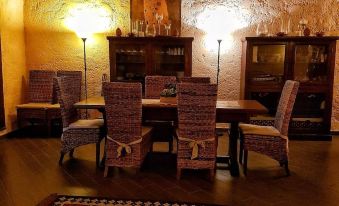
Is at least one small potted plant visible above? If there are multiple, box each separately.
[160,83,177,104]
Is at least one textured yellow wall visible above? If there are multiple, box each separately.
[332,41,339,131]
[0,0,27,136]
[24,0,130,97]
[24,0,339,130]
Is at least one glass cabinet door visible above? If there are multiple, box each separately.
[154,44,185,78]
[115,44,147,82]
[293,44,329,83]
[248,44,286,84]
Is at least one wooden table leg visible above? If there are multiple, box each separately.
[229,121,240,176]
[99,108,107,168]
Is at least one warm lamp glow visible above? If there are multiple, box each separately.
[195,6,248,53]
[65,3,112,38]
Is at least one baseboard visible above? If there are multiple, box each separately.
[289,133,332,141]
[331,131,339,136]
[0,129,20,139]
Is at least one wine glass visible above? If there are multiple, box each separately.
[155,13,163,35]
[164,23,171,36]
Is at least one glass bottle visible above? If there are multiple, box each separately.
[145,22,150,36]
[152,23,156,37]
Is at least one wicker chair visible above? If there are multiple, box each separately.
[239,80,299,176]
[102,82,153,177]
[17,70,57,135]
[54,76,104,166]
[144,75,177,152]
[48,71,83,131]
[176,83,218,180]
[179,77,211,84]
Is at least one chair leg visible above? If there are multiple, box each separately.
[176,168,182,180]
[59,152,65,165]
[284,161,290,176]
[69,149,74,158]
[243,149,248,176]
[168,138,173,153]
[96,142,100,167]
[209,169,215,181]
[47,119,52,137]
[239,137,244,165]
[104,166,109,177]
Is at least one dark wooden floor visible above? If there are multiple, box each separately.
[0,130,339,206]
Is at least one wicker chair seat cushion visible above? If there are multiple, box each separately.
[69,119,104,129]
[17,103,60,109]
[239,123,285,138]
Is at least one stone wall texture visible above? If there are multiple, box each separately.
[23,0,339,130]
[0,0,27,136]
[332,40,339,131]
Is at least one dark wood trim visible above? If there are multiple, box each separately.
[289,134,332,141]
[245,36,339,41]
[0,37,5,130]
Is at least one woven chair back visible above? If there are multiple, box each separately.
[54,76,80,128]
[55,71,82,103]
[274,80,299,136]
[103,82,142,143]
[28,70,56,103]
[179,77,210,84]
[144,75,176,99]
[177,83,217,140]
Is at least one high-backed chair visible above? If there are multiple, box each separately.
[144,75,177,152]
[239,80,299,176]
[176,83,218,180]
[179,77,211,84]
[54,76,104,166]
[17,70,57,135]
[48,71,83,131]
[102,82,153,177]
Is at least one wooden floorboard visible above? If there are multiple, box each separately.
[0,133,339,205]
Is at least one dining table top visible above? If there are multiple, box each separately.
[74,96,268,114]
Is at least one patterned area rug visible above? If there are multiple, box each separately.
[38,194,220,206]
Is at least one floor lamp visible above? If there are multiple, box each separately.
[217,39,222,86]
[81,37,88,119]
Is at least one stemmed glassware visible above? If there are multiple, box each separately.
[155,13,163,35]
[164,22,171,36]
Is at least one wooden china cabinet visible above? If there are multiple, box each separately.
[107,36,193,90]
[242,36,339,139]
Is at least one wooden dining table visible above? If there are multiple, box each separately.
[74,97,268,177]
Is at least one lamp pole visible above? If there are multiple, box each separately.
[82,37,88,118]
[217,39,222,86]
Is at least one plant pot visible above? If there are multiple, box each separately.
[160,96,177,104]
